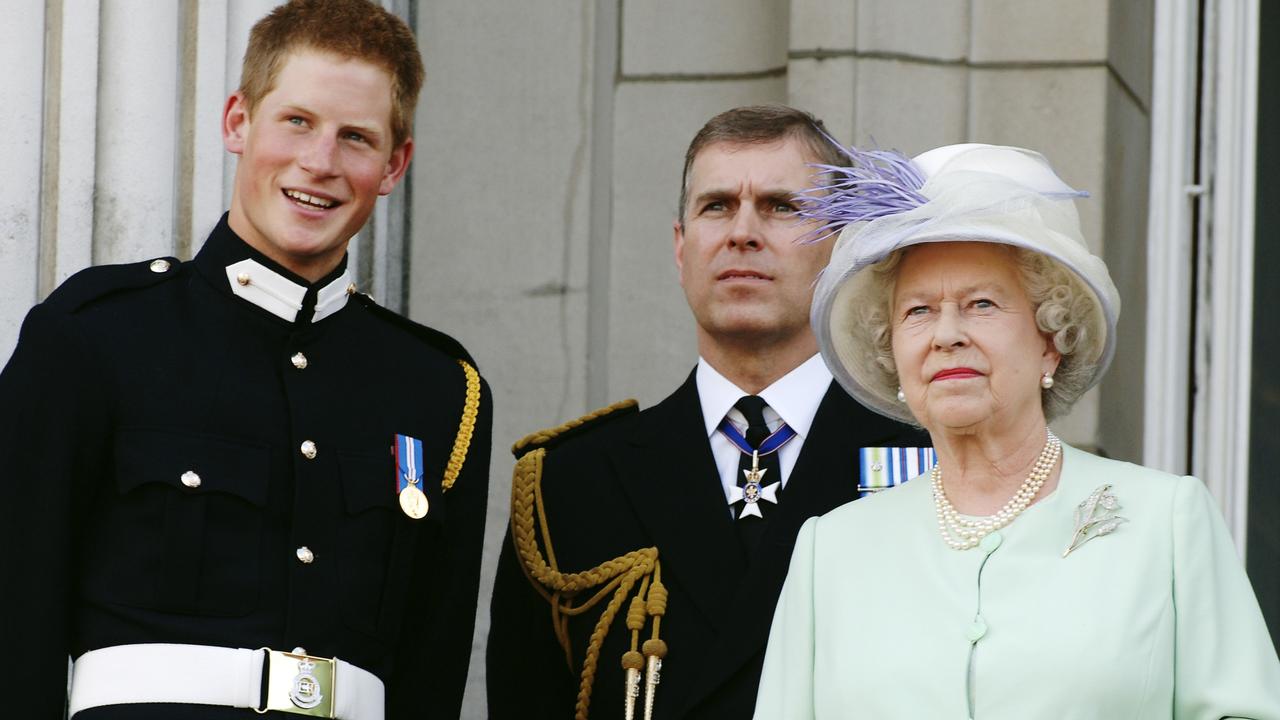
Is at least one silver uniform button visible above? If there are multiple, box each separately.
[149,259,170,273]
[180,470,201,488]
[300,440,317,459]
[296,546,314,564]
[291,352,308,369]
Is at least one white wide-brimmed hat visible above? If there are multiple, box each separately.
[806,143,1121,424]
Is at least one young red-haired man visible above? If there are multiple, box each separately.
[0,2,490,718]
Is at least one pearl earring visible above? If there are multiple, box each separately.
[896,387,906,402]
[1040,373,1054,390]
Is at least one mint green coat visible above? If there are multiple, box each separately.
[754,445,1280,719]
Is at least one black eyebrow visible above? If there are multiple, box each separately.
[692,190,735,206]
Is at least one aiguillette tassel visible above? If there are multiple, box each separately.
[641,639,667,720]
[621,652,643,720]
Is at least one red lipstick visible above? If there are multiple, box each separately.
[932,367,983,381]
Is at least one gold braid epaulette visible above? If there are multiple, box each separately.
[510,400,669,720]
[511,399,638,456]
[441,360,480,492]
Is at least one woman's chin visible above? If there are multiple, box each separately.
[920,401,992,434]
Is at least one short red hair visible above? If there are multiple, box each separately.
[239,0,424,148]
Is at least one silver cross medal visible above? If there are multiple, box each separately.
[729,450,779,519]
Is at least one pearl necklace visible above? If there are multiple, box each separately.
[931,429,1062,550]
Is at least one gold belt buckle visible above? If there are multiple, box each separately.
[255,648,337,718]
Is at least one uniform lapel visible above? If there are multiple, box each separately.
[674,383,862,714]
[612,371,746,628]
[765,384,865,547]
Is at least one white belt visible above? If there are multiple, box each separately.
[69,643,384,719]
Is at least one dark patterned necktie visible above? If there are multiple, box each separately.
[733,395,781,552]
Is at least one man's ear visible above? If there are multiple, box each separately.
[223,92,249,155]
[379,137,414,196]
[673,219,686,288]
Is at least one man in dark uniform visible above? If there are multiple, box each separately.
[486,106,929,720]
[0,2,490,718]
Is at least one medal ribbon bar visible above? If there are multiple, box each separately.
[857,446,936,497]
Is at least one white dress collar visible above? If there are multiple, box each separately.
[696,354,833,438]
[224,258,355,323]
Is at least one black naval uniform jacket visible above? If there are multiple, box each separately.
[0,215,491,719]
[486,371,928,719]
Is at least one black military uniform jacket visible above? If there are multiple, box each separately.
[0,215,491,719]
[486,371,927,719]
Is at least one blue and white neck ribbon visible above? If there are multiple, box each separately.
[717,418,798,457]
[719,418,798,520]
[858,446,936,498]
[395,434,424,493]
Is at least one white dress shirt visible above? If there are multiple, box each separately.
[696,354,834,509]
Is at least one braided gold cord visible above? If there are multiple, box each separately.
[560,573,630,616]
[442,360,480,492]
[575,563,649,719]
[509,417,665,720]
[511,399,638,455]
[534,457,561,572]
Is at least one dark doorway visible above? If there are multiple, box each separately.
[1247,0,1280,650]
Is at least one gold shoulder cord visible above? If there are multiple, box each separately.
[510,400,668,720]
[441,360,480,492]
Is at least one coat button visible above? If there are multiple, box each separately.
[966,616,988,642]
[296,546,314,564]
[236,272,251,286]
[180,470,201,488]
[149,259,170,273]
[291,352,308,369]
[300,440,317,459]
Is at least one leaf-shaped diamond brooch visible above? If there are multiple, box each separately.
[1062,484,1128,557]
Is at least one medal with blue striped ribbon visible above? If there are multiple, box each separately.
[718,419,797,519]
[394,434,429,519]
[858,446,936,498]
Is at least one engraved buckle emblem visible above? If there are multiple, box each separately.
[257,648,336,718]
[290,657,324,709]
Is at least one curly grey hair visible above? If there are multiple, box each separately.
[859,243,1101,421]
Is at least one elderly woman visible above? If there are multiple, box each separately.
[753,143,1280,718]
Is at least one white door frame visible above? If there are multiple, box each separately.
[1145,0,1258,554]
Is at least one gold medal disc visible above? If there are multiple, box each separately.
[399,484,429,519]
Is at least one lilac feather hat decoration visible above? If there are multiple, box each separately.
[795,145,929,243]
[804,142,1121,425]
